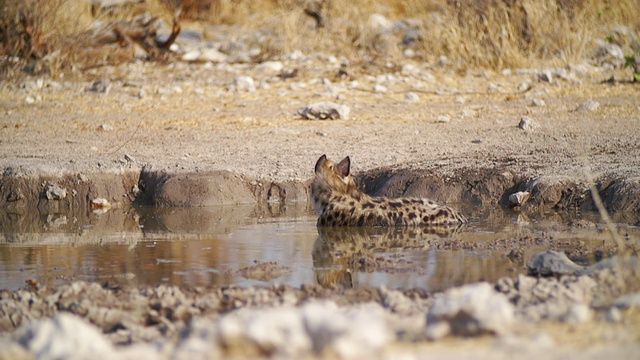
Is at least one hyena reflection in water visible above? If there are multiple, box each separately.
[312,225,463,288]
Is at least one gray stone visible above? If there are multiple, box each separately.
[404,92,419,103]
[426,282,515,340]
[89,79,111,94]
[298,102,350,120]
[527,250,584,276]
[576,100,600,112]
[45,184,67,200]
[518,116,538,131]
[538,69,554,83]
[593,40,625,67]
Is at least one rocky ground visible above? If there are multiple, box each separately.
[1,22,640,359]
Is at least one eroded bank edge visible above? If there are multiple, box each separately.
[0,166,638,219]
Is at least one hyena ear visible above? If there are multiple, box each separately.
[315,154,327,174]
[336,156,350,177]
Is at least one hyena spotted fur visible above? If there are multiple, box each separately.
[312,155,467,227]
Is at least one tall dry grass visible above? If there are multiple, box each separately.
[1,0,639,78]
[192,0,639,69]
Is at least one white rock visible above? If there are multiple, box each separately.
[302,301,393,358]
[531,98,546,107]
[576,100,600,112]
[298,102,350,120]
[215,306,311,357]
[401,64,419,75]
[98,123,114,132]
[606,307,622,323]
[201,48,228,63]
[233,76,255,92]
[46,184,66,200]
[404,92,419,103]
[256,61,284,73]
[172,318,222,360]
[562,304,593,324]
[508,191,531,206]
[25,96,36,104]
[368,14,394,34]
[518,116,538,131]
[435,115,451,123]
[373,84,388,93]
[403,48,416,58]
[15,313,116,360]
[518,82,531,92]
[181,50,201,62]
[426,282,515,340]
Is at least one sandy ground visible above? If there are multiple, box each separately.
[1,57,639,183]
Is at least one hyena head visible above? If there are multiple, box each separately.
[313,154,359,196]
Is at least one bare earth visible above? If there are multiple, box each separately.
[1,50,640,358]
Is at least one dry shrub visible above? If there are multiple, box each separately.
[0,0,95,77]
[0,0,177,79]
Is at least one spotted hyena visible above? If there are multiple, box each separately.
[311,155,467,227]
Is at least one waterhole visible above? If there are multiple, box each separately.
[0,203,634,292]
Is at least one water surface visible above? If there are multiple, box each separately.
[0,203,633,292]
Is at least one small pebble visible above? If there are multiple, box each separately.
[373,84,387,93]
[518,116,538,131]
[404,92,419,103]
[531,98,546,107]
[576,100,600,112]
[97,124,114,132]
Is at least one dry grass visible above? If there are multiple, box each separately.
[228,0,640,69]
[1,0,639,78]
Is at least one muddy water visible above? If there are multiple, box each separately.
[0,204,631,292]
